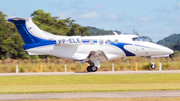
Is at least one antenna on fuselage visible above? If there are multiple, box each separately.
[113,31,118,35]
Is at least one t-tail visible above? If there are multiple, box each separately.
[8,18,49,44]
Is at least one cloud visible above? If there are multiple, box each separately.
[106,13,118,19]
[163,28,172,31]
[50,1,66,10]
[70,0,86,11]
[5,10,16,17]
[58,13,70,19]
[87,4,105,10]
[79,11,98,19]
[140,27,173,37]
[153,3,180,15]
[133,17,151,23]
[140,17,150,22]
[153,8,172,14]
[51,3,58,8]
[74,0,86,5]
[166,15,180,26]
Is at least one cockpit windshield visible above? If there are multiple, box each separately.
[132,37,145,41]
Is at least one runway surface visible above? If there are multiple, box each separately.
[0,70,180,76]
[0,91,180,100]
[1,71,180,100]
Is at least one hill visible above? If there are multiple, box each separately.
[87,26,121,36]
[157,33,180,51]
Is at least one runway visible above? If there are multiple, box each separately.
[1,70,180,100]
[0,91,180,100]
[0,70,180,76]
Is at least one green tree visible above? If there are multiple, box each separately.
[0,11,30,59]
[87,26,121,36]
[141,36,153,42]
[31,9,90,36]
[67,23,90,36]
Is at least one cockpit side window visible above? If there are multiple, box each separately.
[132,37,140,41]
[132,37,145,41]
[139,37,145,41]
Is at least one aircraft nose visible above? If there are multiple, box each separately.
[143,42,174,56]
[158,45,174,55]
[166,48,174,54]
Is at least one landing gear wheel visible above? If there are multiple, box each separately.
[151,64,156,69]
[87,65,98,72]
[151,57,156,69]
[87,66,92,72]
[91,66,98,72]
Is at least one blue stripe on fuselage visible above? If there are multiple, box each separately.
[23,40,56,50]
[81,40,135,56]
[82,40,97,43]
[135,44,154,49]
[110,42,135,56]
[82,40,90,43]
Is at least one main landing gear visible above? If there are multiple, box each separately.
[87,65,98,72]
[86,60,99,72]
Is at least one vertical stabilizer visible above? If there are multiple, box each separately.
[8,18,48,44]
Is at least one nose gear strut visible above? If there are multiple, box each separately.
[151,57,156,69]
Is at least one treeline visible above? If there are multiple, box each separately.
[0,11,26,59]
[0,9,91,59]
[156,33,180,57]
[157,33,180,51]
[31,10,90,36]
[88,26,121,36]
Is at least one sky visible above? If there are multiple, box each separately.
[1,0,180,42]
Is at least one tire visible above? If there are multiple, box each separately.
[91,66,98,72]
[151,64,156,69]
[87,66,92,72]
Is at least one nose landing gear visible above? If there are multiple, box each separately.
[151,63,156,69]
[151,57,156,69]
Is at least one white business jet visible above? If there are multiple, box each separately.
[8,18,173,72]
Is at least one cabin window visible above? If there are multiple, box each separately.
[99,39,104,45]
[114,39,119,44]
[89,40,94,45]
[106,39,111,44]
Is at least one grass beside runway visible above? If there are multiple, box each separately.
[0,73,180,94]
[12,98,180,101]
[1,56,180,73]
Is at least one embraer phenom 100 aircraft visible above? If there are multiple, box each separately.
[8,18,173,72]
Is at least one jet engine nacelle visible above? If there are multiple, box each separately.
[56,37,81,45]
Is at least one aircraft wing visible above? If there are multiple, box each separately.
[82,51,108,63]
